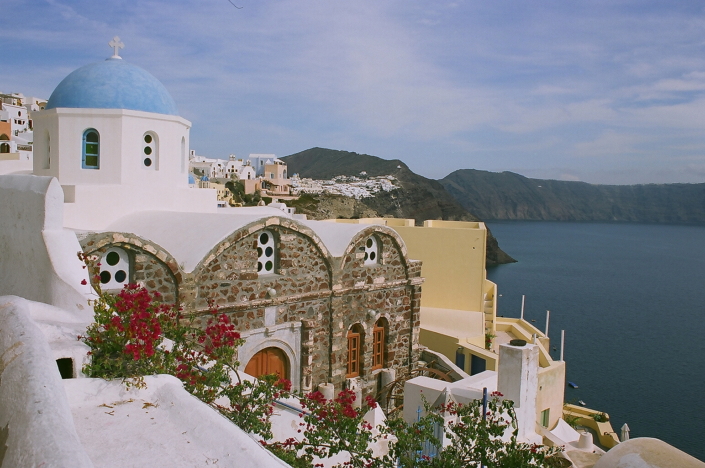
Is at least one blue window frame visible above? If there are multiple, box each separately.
[82,129,99,169]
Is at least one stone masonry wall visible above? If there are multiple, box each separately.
[189,224,334,390]
[80,220,423,399]
[331,231,421,396]
[79,233,180,304]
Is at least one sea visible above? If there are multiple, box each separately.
[485,221,705,461]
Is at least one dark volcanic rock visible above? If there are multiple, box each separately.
[282,148,516,265]
[441,169,705,224]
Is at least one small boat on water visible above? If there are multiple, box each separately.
[578,400,586,406]
[568,381,579,389]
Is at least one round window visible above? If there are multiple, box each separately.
[144,134,153,144]
[144,158,152,167]
[259,232,269,244]
[100,271,111,284]
[98,248,130,289]
[106,251,120,266]
[144,146,152,155]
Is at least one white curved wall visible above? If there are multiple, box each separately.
[0,174,92,317]
[0,296,94,468]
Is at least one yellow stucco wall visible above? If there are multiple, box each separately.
[326,218,488,312]
[537,361,566,430]
[391,220,487,312]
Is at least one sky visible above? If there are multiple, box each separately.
[4,0,705,185]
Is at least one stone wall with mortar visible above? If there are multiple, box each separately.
[79,232,180,305]
[79,218,423,398]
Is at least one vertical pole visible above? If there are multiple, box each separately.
[560,329,565,362]
[520,295,525,320]
[545,310,550,336]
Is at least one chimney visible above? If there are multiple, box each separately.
[497,340,541,443]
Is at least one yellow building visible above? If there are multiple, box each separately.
[329,217,566,430]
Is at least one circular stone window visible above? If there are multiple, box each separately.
[256,230,276,274]
[364,236,379,266]
[98,247,130,289]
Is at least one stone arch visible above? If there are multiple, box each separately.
[78,232,182,304]
[340,225,410,273]
[196,217,334,273]
[192,217,335,310]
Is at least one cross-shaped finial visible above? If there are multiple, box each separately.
[109,36,124,59]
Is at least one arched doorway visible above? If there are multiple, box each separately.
[244,347,289,380]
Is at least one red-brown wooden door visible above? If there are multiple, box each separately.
[244,347,289,379]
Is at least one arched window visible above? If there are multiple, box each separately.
[98,247,130,290]
[347,324,364,378]
[372,318,387,370]
[0,133,9,154]
[257,230,276,275]
[82,129,100,169]
[363,236,379,266]
[142,132,158,169]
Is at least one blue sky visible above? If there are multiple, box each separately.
[4,0,705,184]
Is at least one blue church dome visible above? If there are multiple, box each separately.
[188,174,196,184]
[201,175,210,181]
[45,58,179,116]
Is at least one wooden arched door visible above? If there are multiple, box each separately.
[244,347,289,380]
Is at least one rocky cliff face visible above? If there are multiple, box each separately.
[282,148,516,265]
[441,169,705,224]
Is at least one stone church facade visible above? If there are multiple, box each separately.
[79,215,423,396]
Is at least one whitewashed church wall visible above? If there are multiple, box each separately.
[33,109,124,185]
[117,111,191,188]
[0,296,94,468]
[33,108,191,188]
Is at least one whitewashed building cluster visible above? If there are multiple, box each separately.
[0,92,45,172]
[291,174,398,199]
[189,151,291,199]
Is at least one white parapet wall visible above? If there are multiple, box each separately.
[0,296,94,468]
[0,174,92,318]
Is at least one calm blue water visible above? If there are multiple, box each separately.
[486,221,705,461]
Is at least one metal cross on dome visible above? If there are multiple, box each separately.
[109,36,124,59]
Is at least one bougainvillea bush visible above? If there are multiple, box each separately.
[79,267,562,467]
